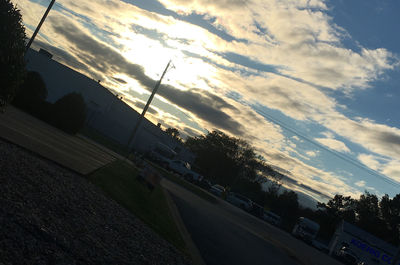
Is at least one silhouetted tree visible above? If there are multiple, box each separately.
[231,178,266,205]
[275,190,299,229]
[0,0,26,110]
[51,93,86,134]
[165,127,181,141]
[315,192,400,244]
[185,130,263,185]
[13,71,47,112]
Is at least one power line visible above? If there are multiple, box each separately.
[245,102,400,187]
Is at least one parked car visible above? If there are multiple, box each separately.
[209,184,225,197]
[263,211,281,226]
[335,246,359,265]
[226,192,253,211]
[196,178,212,190]
[147,142,176,168]
[250,203,264,218]
[183,171,203,183]
[168,160,191,175]
[292,217,320,243]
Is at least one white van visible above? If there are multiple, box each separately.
[292,217,320,243]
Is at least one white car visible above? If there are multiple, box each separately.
[226,192,252,211]
[168,160,191,175]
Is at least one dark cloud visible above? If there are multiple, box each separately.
[270,86,311,115]
[298,183,332,200]
[376,131,400,150]
[49,17,245,135]
[32,40,92,76]
[157,85,244,135]
[112,77,127,84]
[280,174,331,200]
[123,98,158,115]
[182,126,200,138]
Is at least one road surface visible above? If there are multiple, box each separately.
[162,179,301,265]
[162,178,343,265]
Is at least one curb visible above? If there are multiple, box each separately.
[162,188,206,265]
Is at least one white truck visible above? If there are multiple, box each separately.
[168,160,203,182]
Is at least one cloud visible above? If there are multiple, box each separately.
[306,151,318,157]
[158,0,397,92]
[358,153,400,182]
[355,180,366,187]
[357,154,382,171]
[315,137,351,153]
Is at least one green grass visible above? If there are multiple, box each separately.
[80,126,130,157]
[148,161,218,204]
[87,160,188,254]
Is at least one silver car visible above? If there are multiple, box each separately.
[209,184,225,197]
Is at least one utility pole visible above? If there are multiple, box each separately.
[126,60,172,149]
[392,246,400,265]
[26,0,56,51]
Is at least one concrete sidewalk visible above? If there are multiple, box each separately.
[0,106,115,175]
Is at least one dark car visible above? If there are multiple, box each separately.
[197,178,212,190]
[335,247,359,265]
[249,203,264,218]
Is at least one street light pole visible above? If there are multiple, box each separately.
[126,60,172,149]
[392,246,400,265]
[26,0,56,51]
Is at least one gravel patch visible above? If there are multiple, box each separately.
[0,139,192,265]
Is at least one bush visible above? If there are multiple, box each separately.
[0,0,27,110]
[51,93,86,134]
[13,71,48,113]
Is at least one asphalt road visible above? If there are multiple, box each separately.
[162,179,301,265]
[162,179,343,265]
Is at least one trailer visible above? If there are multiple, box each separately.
[329,220,399,265]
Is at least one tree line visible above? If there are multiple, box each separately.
[184,130,400,244]
[306,193,400,244]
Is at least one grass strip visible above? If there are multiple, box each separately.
[87,160,188,254]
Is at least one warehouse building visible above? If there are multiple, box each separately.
[25,48,194,162]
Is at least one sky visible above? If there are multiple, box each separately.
[13,0,400,204]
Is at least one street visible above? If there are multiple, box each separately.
[162,179,300,265]
[162,178,343,265]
